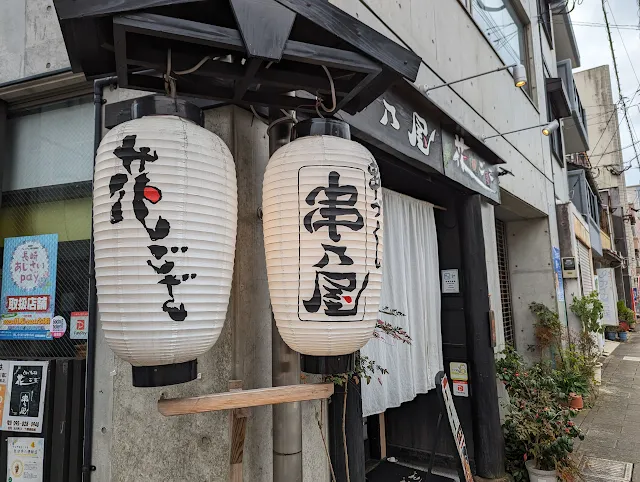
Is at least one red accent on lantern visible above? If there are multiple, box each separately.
[144,186,161,204]
[343,296,353,303]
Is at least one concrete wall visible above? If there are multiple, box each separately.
[505,217,558,363]
[91,86,330,482]
[0,0,70,84]
[331,0,562,216]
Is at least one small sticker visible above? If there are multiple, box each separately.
[70,312,89,340]
[450,362,468,381]
[50,316,66,339]
[453,380,469,397]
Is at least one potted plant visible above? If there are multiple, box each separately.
[498,347,583,482]
[604,325,618,341]
[617,300,635,332]
[619,323,629,342]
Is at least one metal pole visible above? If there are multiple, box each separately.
[83,76,117,481]
[269,107,303,482]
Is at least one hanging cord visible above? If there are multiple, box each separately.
[164,48,177,98]
[318,65,337,114]
[174,55,219,75]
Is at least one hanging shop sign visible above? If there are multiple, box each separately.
[0,235,58,340]
[552,247,565,302]
[93,99,237,386]
[70,311,89,340]
[1,361,48,434]
[263,119,383,356]
[6,437,44,482]
[442,131,500,204]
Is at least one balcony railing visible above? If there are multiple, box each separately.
[558,59,589,154]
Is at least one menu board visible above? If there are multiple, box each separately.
[440,374,473,482]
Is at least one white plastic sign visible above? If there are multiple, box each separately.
[6,437,44,482]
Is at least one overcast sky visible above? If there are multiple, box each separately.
[571,0,640,185]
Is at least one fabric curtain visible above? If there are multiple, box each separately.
[361,189,443,418]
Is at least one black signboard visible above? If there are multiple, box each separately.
[9,364,44,418]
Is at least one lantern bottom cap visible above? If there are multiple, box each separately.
[301,354,355,375]
[132,360,198,387]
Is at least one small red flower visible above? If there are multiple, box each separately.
[515,372,520,377]
[565,428,570,433]
[523,454,528,461]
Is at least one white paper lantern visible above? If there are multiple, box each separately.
[93,112,237,383]
[263,131,383,356]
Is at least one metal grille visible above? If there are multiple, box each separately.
[495,219,515,346]
[0,97,93,361]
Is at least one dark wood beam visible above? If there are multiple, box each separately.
[55,0,204,20]
[234,58,262,100]
[333,69,380,113]
[230,0,296,61]
[115,13,379,74]
[113,22,129,87]
[123,43,353,94]
[273,0,421,80]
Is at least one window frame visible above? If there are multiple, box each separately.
[547,95,563,165]
[538,0,553,47]
[468,0,536,102]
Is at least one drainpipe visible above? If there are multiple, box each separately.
[269,106,303,482]
[83,76,117,481]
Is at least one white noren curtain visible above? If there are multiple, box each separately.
[361,189,443,417]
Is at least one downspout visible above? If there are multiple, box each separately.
[83,76,117,481]
[269,106,303,482]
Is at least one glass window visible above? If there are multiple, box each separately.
[472,0,526,67]
[3,98,94,192]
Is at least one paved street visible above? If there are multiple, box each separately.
[574,335,640,481]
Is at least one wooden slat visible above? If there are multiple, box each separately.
[158,383,334,416]
[379,413,387,459]
[55,0,203,20]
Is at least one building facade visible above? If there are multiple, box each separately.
[0,0,591,481]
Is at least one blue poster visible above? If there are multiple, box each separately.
[0,235,58,340]
[552,246,565,302]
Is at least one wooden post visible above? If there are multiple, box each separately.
[229,380,248,482]
[458,195,506,479]
[328,379,366,482]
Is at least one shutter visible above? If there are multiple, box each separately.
[495,219,515,346]
[578,241,594,295]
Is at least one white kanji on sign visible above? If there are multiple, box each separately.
[379,99,400,130]
[408,112,437,156]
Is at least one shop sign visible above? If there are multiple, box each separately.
[1,361,48,434]
[597,268,618,326]
[552,247,565,302]
[0,235,58,340]
[442,131,500,204]
[440,374,473,481]
[338,87,444,175]
[6,437,44,482]
[70,311,89,340]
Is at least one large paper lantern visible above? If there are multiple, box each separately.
[93,97,237,387]
[263,119,383,363]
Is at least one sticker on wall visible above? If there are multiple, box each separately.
[449,362,468,381]
[0,235,58,340]
[453,380,469,397]
[2,361,48,434]
[70,311,89,340]
[552,247,565,302]
[50,316,66,339]
[6,437,44,482]
[441,269,459,294]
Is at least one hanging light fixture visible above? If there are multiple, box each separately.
[262,119,383,368]
[93,96,237,387]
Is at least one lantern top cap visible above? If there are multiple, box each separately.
[131,96,204,126]
[292,118,351,141]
